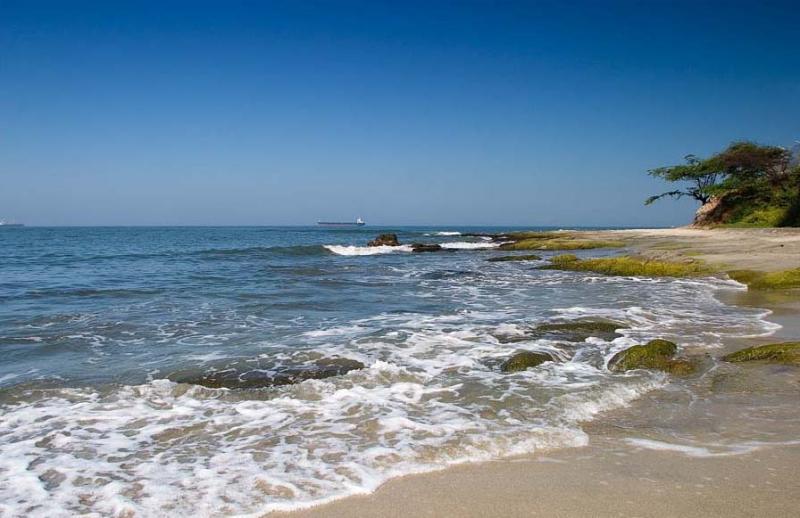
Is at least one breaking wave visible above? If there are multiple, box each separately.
[323,244,414,255]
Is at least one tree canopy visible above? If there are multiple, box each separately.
[646,141,800,226]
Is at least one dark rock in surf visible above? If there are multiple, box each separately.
[487,254,542,262]
[500,351,555,372]
[172,357,366,389]
[411,243,444,253]
[494,319,626,344]
[532,320,625,342]
[367,234,400,247]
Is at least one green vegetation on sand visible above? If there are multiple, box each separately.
[722,342,800,364]
[727,268,800,290]
[499,238,625,251]
[542,255,708,277]
[609,339,697,375]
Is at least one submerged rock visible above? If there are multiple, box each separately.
[172,357,365,389]
[411,243,444,253]
[500,351,555,372]
[534,320,625,342]
[487,254,542,262]
[367,233,400,247]
[608,339,697,375]
[722,342,800,364]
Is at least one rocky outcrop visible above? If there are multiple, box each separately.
[501,351,555,372]
[692,195,741,226]
[367,233,400,247]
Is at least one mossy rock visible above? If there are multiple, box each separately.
[727,269,800,290]
[532,319,626,342]
[660,358,699,375]
[487,254,542,262]
[608,339,696,375]
[500,351,555,372]
[541,255,708,278]
[722,342,800,364]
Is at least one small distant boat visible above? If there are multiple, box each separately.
[0,219,24,228]
[318,217,366,227]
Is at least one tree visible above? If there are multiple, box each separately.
[646,141,800,227]
[646,141,793,206]
[708,141,792,194]
[644,154,720,205]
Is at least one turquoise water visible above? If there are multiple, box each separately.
[0,227,777,516]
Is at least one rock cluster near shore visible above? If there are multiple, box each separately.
[365,233,446,252]
[353,231,800,379]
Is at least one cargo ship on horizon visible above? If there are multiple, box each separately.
[0,219,24,228]
[317,217,365,227]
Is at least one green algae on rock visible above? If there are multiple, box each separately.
[722,342,800,364]
[608,339,697,375]
[486,254,542,262]
[727,269,800,290]
[499,238,626,251]
[542,255,708,277]
[500,351,555,372]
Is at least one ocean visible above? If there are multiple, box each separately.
[0,226,777,516]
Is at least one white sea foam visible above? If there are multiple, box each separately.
[324,244,414,255]
[439,241,499,250]
[624,438,757,457]
[0,307,668,517]
[0,373,18,384]
[0,251,782,517]
[426,231,462,236]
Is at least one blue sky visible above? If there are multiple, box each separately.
[2,0,798,226]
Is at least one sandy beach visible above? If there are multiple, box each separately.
[274,227,800,518]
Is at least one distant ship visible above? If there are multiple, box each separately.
[318,217,365,227]
[0,219,24,227]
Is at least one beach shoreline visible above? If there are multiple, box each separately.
[272,227,800,518]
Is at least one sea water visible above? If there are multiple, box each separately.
[0,227,777,516]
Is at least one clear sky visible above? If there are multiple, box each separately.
[1,1,798,226]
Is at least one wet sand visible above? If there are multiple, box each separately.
[279,441,800,518]
[272,228,800,518]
